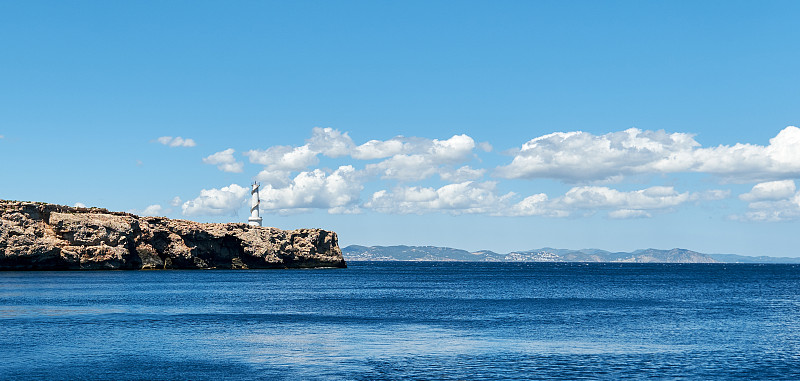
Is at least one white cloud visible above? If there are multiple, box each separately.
[255,169,293,188]
[307,127,354,157]
[496,126,800,183]
[439,166,486,182]
[127,204,171,217]
[365,154,436,181]
[178,127,785,220]
[737,196,800,222]
[352,138,406,160]
[203,148,244,173]
[692,127,800,181]
[354,134,475,162]
[506,185,718,218]
[507,193,553,217]
[244,127,352,173]
[260,166,363,214]
[496,128,699,182]
[242,130,480,184]
[182,184,249,216]
[156,136,196,147]
[735,180,800,222]
[74,202,86,208]
[429,134,476,162]
[363,183,715,218]
[699,189,731,200]
[365,134,477,181]
[559,186,692,210]
[608,209,652,219]
[739,180,796,202]
[170,197,182,207]
[141,204,164,216]
[364,181,514,215]
[244,145,318,171]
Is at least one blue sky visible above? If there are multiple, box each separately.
[2,1,799,256]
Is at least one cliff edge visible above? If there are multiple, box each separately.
[0,200,346,270]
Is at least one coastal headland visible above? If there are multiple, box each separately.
[0,200,346,270]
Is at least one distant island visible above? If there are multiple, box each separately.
[0,200,346,270]
[343,245,800,264]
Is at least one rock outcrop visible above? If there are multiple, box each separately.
[0,200,346,270]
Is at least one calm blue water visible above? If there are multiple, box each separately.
[1,262,800,380]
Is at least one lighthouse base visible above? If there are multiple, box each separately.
[248,217,263,227]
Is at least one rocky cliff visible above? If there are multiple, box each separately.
[0,200,346,270]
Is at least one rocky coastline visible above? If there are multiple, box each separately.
[0,200,346,270]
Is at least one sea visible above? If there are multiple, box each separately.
[1,262,799,380]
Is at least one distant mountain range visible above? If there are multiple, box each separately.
[342,245,800,264]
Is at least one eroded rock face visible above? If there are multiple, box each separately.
[0,200,346,270]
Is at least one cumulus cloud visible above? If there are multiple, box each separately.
[608,209,652,219]
[353,134,475,162]
[692,127,800,181]
[439,166,486,182]
[127,204,170,217]
[156,136,196,147]
[74,202,86,208]
[244,145,318,171]
[354,134,475,163]
[363,182,713,218]
[558,186,693,210]
[307,127,355,157]
[365,154,437,181]
[739,180,796,202]
[699,189,731,200]
[507,185,721,218]
[255,169,293,188]
[737,197,800,222]
[245,127,351,172]
[735,181,800,222]
[260,166,363,214]
[365,181,514,215]
[180,127,791,220]
[507,193,560,217]
[203,148,244,173]
[170,197,182,207]
[243,129,480,183]
[496,128,699,182]
[352,138,406,160]
[141,204,164,216]
[496,126,800,183]
[182,184,249,216]
[365,134,477,181]
[195,129,485,214]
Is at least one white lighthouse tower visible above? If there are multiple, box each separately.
[248,181,263,227]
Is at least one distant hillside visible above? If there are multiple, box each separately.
[707,254,800,263]
[342,245,799,263]
[343,245,485,261]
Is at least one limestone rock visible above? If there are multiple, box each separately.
[0,200,346,270]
